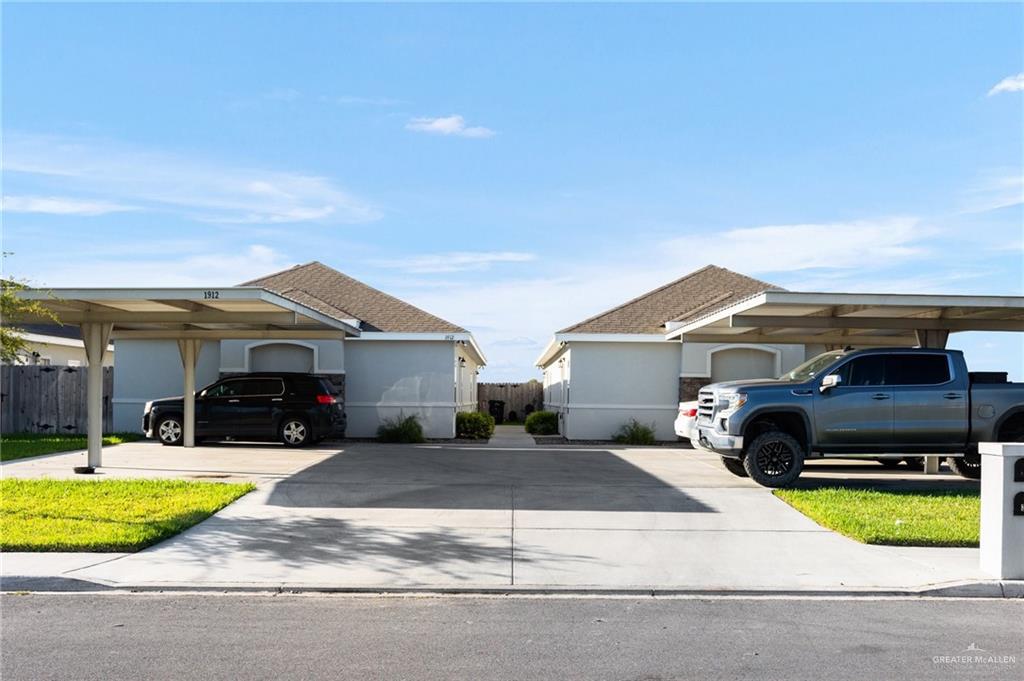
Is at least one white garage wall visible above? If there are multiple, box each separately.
[345,338,458,438]
[219,339,344,374]
[680,342,806,379]
[564,341,682,441]
[112,339,221,432]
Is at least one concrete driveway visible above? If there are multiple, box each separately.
[3,431,980,592]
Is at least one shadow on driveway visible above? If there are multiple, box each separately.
[267,446,716,513]
[105,515,595,584]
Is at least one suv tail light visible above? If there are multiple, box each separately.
[316,394,336,405]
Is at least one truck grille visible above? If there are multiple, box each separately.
[697,389,716,424]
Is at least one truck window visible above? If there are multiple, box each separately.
[832,355,887,386]
[885,354,951,385]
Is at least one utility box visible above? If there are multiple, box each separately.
[979,443,1024,580]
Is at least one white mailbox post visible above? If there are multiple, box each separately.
[979,442,1024,580]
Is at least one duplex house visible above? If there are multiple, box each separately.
[113,261,485,438]
[536,265,823,441]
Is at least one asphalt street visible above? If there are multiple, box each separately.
[2,594,1021,680]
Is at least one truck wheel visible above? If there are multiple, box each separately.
[743,431,805,488]
[947,452,981,480]
[720,456,749,477]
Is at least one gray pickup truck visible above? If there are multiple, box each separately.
[694,347,1024,487]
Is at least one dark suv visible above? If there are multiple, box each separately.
[143,373,344,447]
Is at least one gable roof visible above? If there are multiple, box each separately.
[558,265,781,334]
[242,262,467,334]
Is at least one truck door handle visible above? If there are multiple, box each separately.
[943,393,963,400]
[271,398,283,402]
[792,389,813,396]
[228,399,240,403]
[871,393,890,400]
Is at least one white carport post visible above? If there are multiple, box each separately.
[177,339,202,448]
[80,322,113,472]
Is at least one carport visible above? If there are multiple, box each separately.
[666,290,1024,473]
[666,291,1024,347]
[16,286,360,472]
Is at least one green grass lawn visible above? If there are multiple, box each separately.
[0,432,144,462]
[0,478,254,552]
[774,487,980,547]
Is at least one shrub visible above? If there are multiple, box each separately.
[613,419,657,445]
[525,410,559,435]
[377,414,425,443]
[457,412,496,439]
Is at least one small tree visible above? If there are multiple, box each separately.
[1,275,59,363]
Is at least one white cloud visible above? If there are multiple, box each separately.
[2,195,137,216]
[405,115,495,138]
[697,217,931,273]
[988,72,1024,96]
[3,133,381,225]
[371,251,535,273]
[960,174,1024,213]
[14,244,294,288]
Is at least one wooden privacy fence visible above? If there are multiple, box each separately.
[477,381,543,421]
[0,365,114,434]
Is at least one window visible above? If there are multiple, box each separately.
[240,379,285,396]
[886,354,951,386]
[204,381,244,398]
[832,355,887,386]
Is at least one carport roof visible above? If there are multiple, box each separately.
[17,286,362,339]
[664,290,1024,346]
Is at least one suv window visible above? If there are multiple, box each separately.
[204,380,244,398]
[885,354,951,385]
[833,355,887,386]
[241,378,285,396]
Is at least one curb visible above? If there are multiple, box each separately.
[3,577,1022,598]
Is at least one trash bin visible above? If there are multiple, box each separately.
[488,400,506,425]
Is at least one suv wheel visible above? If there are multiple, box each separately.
[157,415,184,446]
[947,452,981,480]
[720,456,749,477]
[280,418,311,448]
[743,430,805,488]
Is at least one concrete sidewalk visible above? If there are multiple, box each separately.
[485,424,535,448]
[2,442,1000,595]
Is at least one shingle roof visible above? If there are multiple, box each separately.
[242,262,467,334]
[17,323,83,341]
[558,265,782,334]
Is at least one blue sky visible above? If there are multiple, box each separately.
[3,3,1022,380]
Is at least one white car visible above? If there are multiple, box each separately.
[673,400,699,441]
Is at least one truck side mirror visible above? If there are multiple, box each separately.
[820,374,841,393]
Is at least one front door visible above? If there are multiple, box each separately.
[815,354,894,451]
[888,353,967,450]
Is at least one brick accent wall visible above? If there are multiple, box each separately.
[679,376,710,402]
